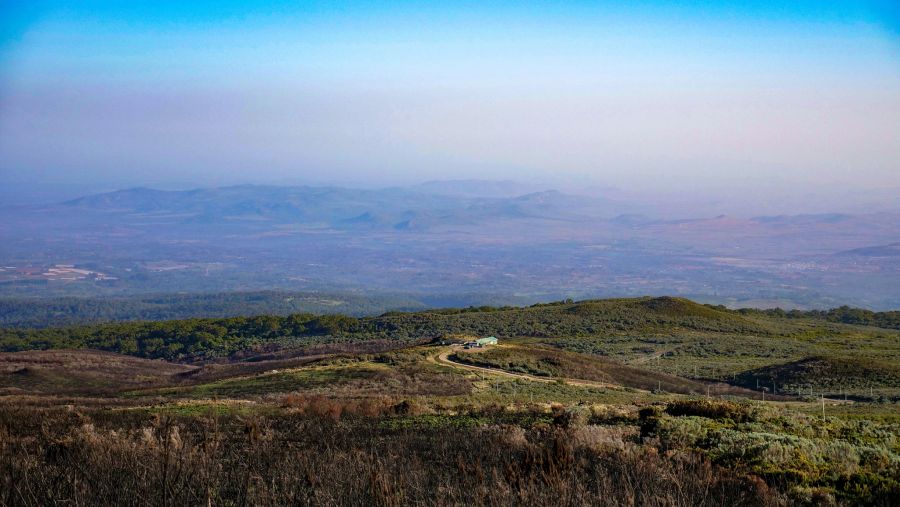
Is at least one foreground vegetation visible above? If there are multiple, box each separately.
[0,404,780,506]
[2,392,897,506]
[1,296,899,505]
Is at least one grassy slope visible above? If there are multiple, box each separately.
[452,344,775,398]
[141,354,473,400]
[0,349,195,394]
[734,355,900,396]
[452,344,700,389]
[2,296,898,396]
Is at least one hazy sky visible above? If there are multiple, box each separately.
[1,1,899,209]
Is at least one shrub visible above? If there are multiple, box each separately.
[665,399,753,422]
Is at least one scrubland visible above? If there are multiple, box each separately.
[1,297,898,505]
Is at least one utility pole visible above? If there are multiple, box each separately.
[821,394,825,421]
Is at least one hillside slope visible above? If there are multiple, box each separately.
[735,356,900,395]
[2,296,898,395]
[1,297,777,360]
[0,349,195,394]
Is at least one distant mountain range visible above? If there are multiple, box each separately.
[59,184,624,229]
[55,183,895,233]
[1,181,898,309]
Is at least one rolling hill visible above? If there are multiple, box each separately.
[2,296,898,398]
[0,349,195,395]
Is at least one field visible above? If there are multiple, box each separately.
[1,297,899,505]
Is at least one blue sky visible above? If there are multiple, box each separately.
[0,1,898,210]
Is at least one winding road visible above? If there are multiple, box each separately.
[430,346,620,390]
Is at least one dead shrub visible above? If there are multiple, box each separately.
[571,425,637,451]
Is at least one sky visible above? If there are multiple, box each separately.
[0,1,899,212]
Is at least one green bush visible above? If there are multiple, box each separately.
[665,399,753,422]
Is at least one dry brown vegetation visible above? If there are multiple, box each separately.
[1,320,897,506]
[0,350,195,395]
[0,405,779,507]
[168,340,419,385]
[0,342,423,398]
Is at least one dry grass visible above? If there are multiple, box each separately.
[0,405,780,507]
[454,345,786,399]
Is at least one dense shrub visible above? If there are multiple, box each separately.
[650,406,900,505]
[665,400,754,423]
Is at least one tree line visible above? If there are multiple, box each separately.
[2,297,897,362]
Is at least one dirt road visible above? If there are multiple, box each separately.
[431,346,619,390]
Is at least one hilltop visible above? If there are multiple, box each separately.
[0,297,776,359]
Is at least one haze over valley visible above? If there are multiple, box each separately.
[2,180,898,310]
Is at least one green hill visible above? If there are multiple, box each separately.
[370,296,774,340]
[0,296,777,360]
[2,296,897,394]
